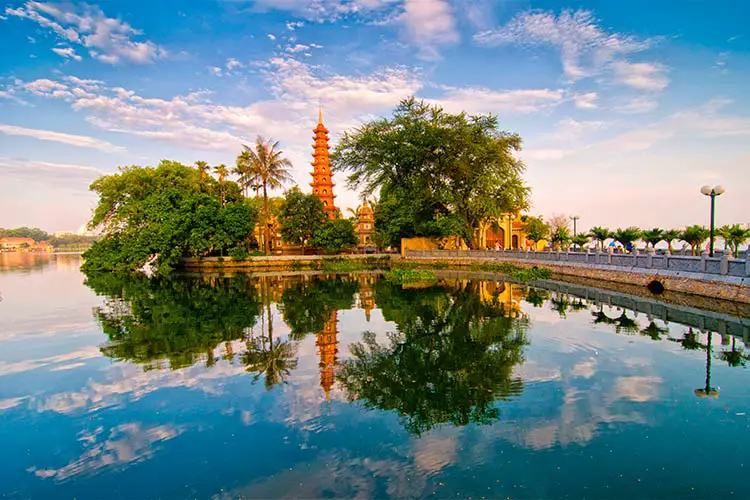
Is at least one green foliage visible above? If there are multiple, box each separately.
[279,276,358,337]
[229,246,249,261]
[662,229,682,253]
[612,227,642,250]
[81,160,257,273]
[717,224,750,257]
[571,232,591,250]
[0,226,51,241]
[279,187,325,248]
[333,97,529,248]
[641,228,664,248]
[85,272,261,370]
[470,263,551,281]
[311,218,358,253]
[523,216,550,244]
[319,257,390,273]
[550,226,571,250]
[384,268,437,284]
[681,225,710,256]
[589,226,611,251]
[338,280,527,435]
[49,233,97,247]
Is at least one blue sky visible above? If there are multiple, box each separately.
[1,0,748,233]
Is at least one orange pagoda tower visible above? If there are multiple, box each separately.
[316,308,339,402]
[310,110,337,220]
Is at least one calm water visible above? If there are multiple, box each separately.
[1,254,749,499]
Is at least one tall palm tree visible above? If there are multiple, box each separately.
[232,158,258,198]
[590,226,611,251]
[641,228,664,248]
[214,163,229,206]
[662,229,681,254]
[718,224,750,257]
[681,225,709,256]
[195,160,210,184]
[236,137,293,255]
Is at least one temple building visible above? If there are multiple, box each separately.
[310,110,338,220]
[316,307,339,403]
[476,212,529,250]
[355,200,375,250]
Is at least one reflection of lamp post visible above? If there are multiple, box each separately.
[694,331,719,398]
[700,185,725,257]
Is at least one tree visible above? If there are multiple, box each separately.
[82,160,255,273]
[718,224,750,257]
[237,137,293,255]
[0,226,50,241]
[662,229,682,254]
[279,187,325,252]
[194,161,210,184]
[590,226,611,251]
[681,225,709,256]
[571,232,591,251]
[523,216,550,249]
[311,219,358,253]
[641,228,664,248]
[612,227,642,252]
[332,98,529,248]
[213,163,230,206]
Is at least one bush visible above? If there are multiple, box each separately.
[229,246,249,261]
[384,268,437,284]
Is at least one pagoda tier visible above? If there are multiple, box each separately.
[310,110,337,220]
[316,309,339,403]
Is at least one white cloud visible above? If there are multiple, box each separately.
[286,43,310,53]
[286,21,304,30]
[250,0,397,21]
[433,86,564,115]
[0,124,125,153]
[267,33,276,40]
[51,46,82,61]
[612,61,669,91]
[572,92,597,109]
[209,58,245,76]
[398,0,458,60]
[615,96,658,114]
[474,9,656,84]
[6,1,166,64]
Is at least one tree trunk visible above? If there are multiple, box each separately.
[263,184,270,256]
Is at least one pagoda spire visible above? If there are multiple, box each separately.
[310,110,337,220]
[316,309,339,403]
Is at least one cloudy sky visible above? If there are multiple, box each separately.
[1,0,748,233]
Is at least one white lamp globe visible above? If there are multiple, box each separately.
[713,185,726,195]
[700,185,712,195]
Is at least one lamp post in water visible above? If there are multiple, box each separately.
[700,185,725,257]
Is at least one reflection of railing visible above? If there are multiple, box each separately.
[405,249,750,278]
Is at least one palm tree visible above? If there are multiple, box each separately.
[662,229,681,254]
[236,137,293,255]
[590,226,611,251]
[612,227,642,253]
[550,227,571,250]
[213,163,229,206]
[194,160,210,184]
[718,224,750,257]
[681,225,709,256]
[232,157,258,198]
[641,228,664,248]
[571,232,590,251]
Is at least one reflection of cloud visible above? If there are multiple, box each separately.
[30,423,183,482]
[0,346,100,376]
[612,376,662,403]
[0,397,27,411]
[570,358,596,378]
[413,435,457,474]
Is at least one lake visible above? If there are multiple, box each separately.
[1,254,748,499]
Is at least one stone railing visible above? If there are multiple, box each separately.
[405,248,750,278]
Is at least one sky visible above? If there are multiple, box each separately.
[0,0,748,233]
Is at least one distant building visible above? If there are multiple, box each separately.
[355,200,376,250]
[0,237,53,253]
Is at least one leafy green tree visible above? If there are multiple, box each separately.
[641,228,664,248]
[337,280,527,435]
[311,219,358,253]
[279,187,325,252]
[0,226,51,241]
[571,232,591,251]
[85,272,262,370]
[662,229,682,254]
[681,225,709,256]
[523,216,550,248]
[236,137,293,255]
[82,160,255,272]
[333,98,529,248]
[279,276,358,338]
[550,226,571,250]
[590,226,611,251]
[718,224,750,257]
[613,227,642,252]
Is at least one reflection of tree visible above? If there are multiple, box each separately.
[719,337,749,368]
[671,328,704,351]
[241,337,298,390]
[640,321,669,341]
[592,307,617,326]
[279,276,358,339]
[614,311,639,334]
[338,281,528,435]
[86,273,261,370]
[524,287,549,308]
[550,293,571,318]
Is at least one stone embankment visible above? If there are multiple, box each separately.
[405,249,750,304]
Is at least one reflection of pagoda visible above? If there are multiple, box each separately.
[358,275,376,321]
[316,308,339,402]
[477,281,525,317]
[310,110,337,220]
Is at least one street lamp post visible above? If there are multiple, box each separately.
[570,215,579,237]
[700,185,726,257]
